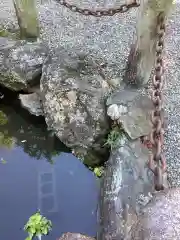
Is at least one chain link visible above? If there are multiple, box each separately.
[148,13,166,191]
[57,0,140,17]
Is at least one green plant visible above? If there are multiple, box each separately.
[0,111,8,125]
[1,158,7,164]
[93,166,104,177]
[0,131,14,149]
[104,126,124,150]
[24,211,52,240]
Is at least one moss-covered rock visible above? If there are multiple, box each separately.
[0,37,48,91]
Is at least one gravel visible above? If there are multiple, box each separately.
[164,2,180,187]
[0,0,180,186]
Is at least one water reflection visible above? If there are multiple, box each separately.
[0,110,15,149]
[0,103,69,163]
[0,89,98,239]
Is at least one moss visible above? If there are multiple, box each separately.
[0,111,14,149]
[0,29,10,37]
[0,71,27,91]
[0,132,14,149]
[0,110,8,125]
[0,28,20,40]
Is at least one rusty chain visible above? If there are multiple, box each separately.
[148,13,166,191]
[57,0,140,17]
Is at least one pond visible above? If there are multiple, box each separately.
[0,88,99,240]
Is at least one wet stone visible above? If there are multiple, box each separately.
[59,233,95,240]
[19,92,44,116]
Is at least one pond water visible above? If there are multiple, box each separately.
[0,89,99,240]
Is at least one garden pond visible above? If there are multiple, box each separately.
[0,88,99,240]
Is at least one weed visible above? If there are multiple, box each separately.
[104,126,124,150]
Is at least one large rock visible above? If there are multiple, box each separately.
[0,37,48,91]
[40,48,110,162]
[98,134,168,240]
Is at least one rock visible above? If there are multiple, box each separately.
[59,233,95,240]
[40,48,110,161]
[119,95,154,139]
[19,92,43,116]
[107,87,140,106]
[107,104,128,120]
[128,188,180,240]
[107,104,120,120]
[0,37,48,91]
[107,88,154,139]
[98,135,155,240]
[107,77,122,89]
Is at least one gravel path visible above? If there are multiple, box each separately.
[0,0,180,186]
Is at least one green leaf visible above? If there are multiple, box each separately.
[36,230,43,236]
[29,227,36,234]
[35,215,42,223]
[42,228,48,235]
[94,167,104,177]
[25,237,32,240]
[25,234,33,240]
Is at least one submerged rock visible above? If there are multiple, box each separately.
[107,88,154,139]
[59,233,95,240]
[19,92,43,116]
[40,48,110,160]
[0,37,48,91]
